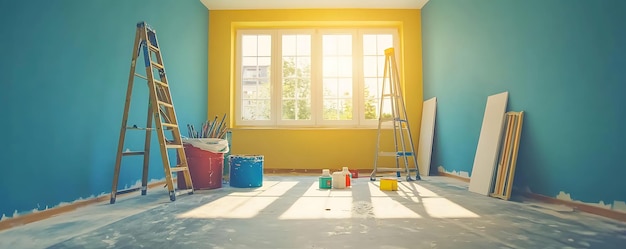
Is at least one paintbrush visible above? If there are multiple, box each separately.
[214,113,227,138]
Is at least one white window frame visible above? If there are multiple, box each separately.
[235,28,400,128]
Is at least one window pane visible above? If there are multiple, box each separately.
[338,78,352,97]
[378,35,393,50]
[283,35,296,56]
[338,99,353,120]
[323,100,338,120]
[323,34,353,121]
[258,36,272,56]
[323,79,338,98]
[363,35,377,55]
[362,33,394,121]
[241,34,271,121]
[282,34,311,121]
[242,100,270,120]
[363,56,378,77]
[283,56,296,78]
[282,100,296,119]
[364,78,380,120]
[242,36,258,56]
[338,56,352,77]
[323,57,338,77]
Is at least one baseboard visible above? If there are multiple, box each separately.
[436,173,626,222]
[519,192,626,222]
[264,168,367,175]
[438,171,470,183]
[0,181,165,232]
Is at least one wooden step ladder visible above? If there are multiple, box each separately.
[370,48,421,181]
[110,22,194,204]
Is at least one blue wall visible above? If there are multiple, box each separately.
[0,0,208,218]
[422,0,626,208]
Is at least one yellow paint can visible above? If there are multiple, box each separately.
[380,178,398,191]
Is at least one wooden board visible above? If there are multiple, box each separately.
[469,92,508,195]
[417,97,437,177]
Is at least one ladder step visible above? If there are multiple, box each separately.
[134,73,148,80]
[162,123,178,128]
[151,62,164,69]
[375,167,404,172]
[396,151,414,156]
[170,167,189,173]
[157,101,173,108]
[127,125,154,131]
[382,93,399,97]
[148,44,160,52]
[379,151,414,157]
[166,144,183,149]
[122,151,145,156]
[379,152,397,157]
[154,79,168,87]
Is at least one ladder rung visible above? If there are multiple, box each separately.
[379,151,414,157]
[382,93,398,97]
[378,152,397,157]
[148,44,160,52]
[157,101,173,108]
[122,151,145,156]
[170,167,189,173]
[151,62,164,69]
[166,144,183,149]
[127,126,154,131]
[375,167,404,172]
[162,123,178,128]
[154,79,168,87]
[134,73,148,80]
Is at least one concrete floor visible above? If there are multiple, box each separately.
[1,175,625,249]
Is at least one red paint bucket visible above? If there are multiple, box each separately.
[349,169,359,178]
[177,144,224,190]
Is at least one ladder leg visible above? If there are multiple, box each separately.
[140,103,153,195]
[111,27,142,204]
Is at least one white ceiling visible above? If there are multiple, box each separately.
[200,0,430,10]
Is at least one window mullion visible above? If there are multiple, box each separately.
[312,30,323,126]
[272,31,281,126]
[354,30,364,127]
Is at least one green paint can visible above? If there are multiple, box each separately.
[319,176,332,189]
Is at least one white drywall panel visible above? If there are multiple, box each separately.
[469,92,508,195]
[417,97,437,177]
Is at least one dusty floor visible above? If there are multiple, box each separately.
[1,175,625,249]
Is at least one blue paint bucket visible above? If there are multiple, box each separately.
[229,155,264,188]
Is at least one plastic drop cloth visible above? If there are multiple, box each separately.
[182,138,229,153]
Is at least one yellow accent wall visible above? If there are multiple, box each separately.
[208,9,423,171]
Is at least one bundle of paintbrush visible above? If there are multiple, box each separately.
[187,113,228,139]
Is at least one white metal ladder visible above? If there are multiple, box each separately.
[370,48,420,181]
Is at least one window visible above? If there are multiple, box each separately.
[236,28,399,127]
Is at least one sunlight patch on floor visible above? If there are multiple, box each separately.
[178,196,278,219]
[279,196,353,220]
[368,182,421,218]
[280,182,352,219]
[178,179,479,220]
[178,181,297,219]
[423,197,480,218]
